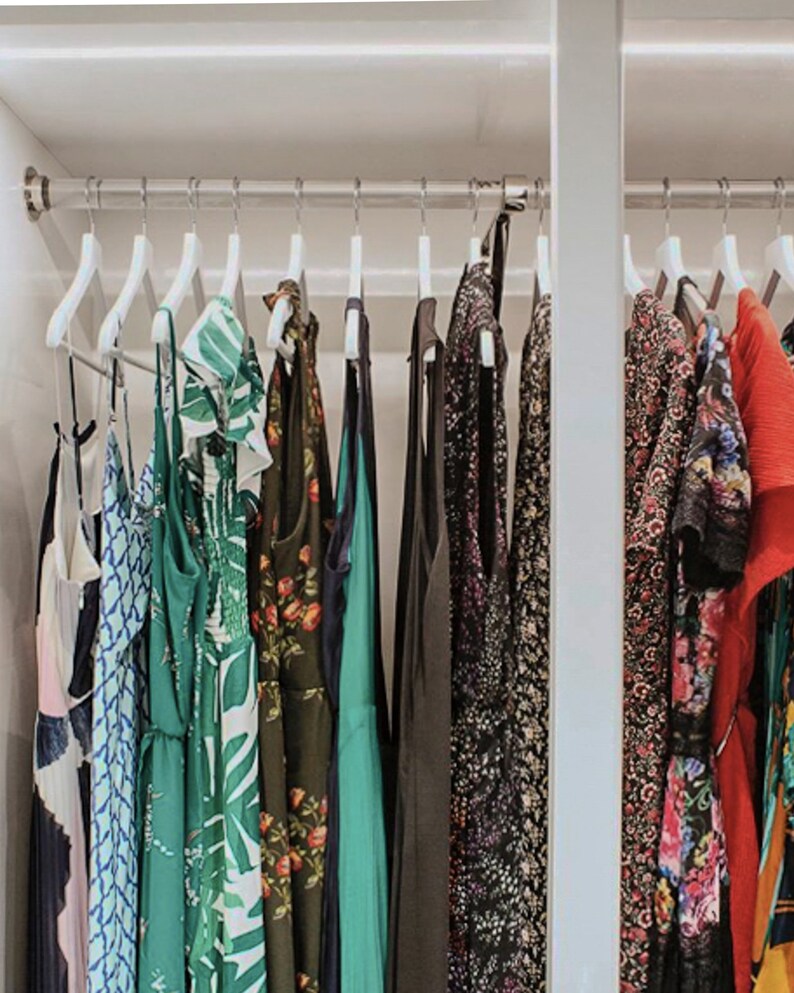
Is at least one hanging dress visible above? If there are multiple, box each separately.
[29,362,101,993]
[88,363,154,993]
[248,280,333,993]
[182,296,269,993]
[649,305,750,993]
[444,251,526,993]
[620,288,697,993]
[509,290,551,991]
[324,295,389,993]
[137,314,206,993]
[386,296,451,993]
[709,289,794,993]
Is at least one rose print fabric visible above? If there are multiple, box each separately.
[650,308,751,993]
[509,292,551,991]
[248,280,334,993]
[622,289,697,993]
[445,257,527,993]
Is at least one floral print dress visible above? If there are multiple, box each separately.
[180,296,269,993]
[444,261,526,993]
[248,280,334,993]
[650,309,751,993]
[622,289,697,993]
[509,291,551,991]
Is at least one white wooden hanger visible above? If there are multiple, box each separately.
[417,178,437,363]
[653,178,707,325]
[624,234,647,297]
[468,177,482,267]
[267,178,307,361]
[151,176,206,344]
[708,177,748,308]
[762,177,794,307]
[533,178,552,302]
[47,177,107,349]
[187,177,248,340]
[98,178,156,355]
[344,178,363,362]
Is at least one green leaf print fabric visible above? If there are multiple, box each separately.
[138,317,206,993]
[247,281,334,993]
[179,297,270,993]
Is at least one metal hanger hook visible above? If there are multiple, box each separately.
[720,177,731,236]
[353,177,361,234]
[535,177,546,234]
[231,176,241,233]
[187,176,199,233]
[469,178,480,235]
[420,177,428,234]
[140,177,148,236]
[775,177,787,238]
[85,175,96,233]
[294,177,304,232]
[662,177,672,239]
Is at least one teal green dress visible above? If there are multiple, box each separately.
[327,300,389,993]
[138,314,205,992]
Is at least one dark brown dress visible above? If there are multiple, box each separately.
[387,297,451,993]
[247,280,334,993]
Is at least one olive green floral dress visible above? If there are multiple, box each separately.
[248,280,334,993]
[180,296,270,993]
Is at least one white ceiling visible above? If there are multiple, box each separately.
[0,2,793,181]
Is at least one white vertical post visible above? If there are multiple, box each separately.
[549,2,624,993]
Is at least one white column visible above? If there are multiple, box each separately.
[548,2,624,992]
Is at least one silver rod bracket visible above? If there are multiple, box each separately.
[24,166,50,222]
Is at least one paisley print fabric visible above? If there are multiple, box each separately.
[89,412,153,993]
[182,298,269,993]
[444,261,526,993]
[650,311,751,993]
[621,289,697,993]
[248,280,333,993]
[509,292,551,991]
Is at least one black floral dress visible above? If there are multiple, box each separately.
[248,280,334,993]
[445,260,526,993]
[509,292,551,991]
[622,289,697,993]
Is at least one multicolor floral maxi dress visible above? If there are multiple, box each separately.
[444,260,526,993]
[621,289,697,993]
[248,280,333,993]
[650,307,751,993]
[180,296,270,993]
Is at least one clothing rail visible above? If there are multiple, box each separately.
[22,170,794,220]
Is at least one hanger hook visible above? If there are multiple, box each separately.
[662,176,672,239]
[719,176,731,236]
[187,176,199,233]
[231,176,241,234]
[469,177,480,235]
[353,176,361,234]
[775,176,786,238]
[294,177,304,232]
[420,177,427,235]
[535,177,546,234]
[140,177,148,236]
[85,175,96,233]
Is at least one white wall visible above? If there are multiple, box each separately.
[0,100,87,993]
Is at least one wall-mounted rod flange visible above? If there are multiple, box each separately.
[24,166,50,222]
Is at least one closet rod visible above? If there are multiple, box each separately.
[23,171,794,220]
[23,169,531,220]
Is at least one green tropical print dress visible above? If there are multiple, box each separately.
[138,313,206,993]
[247,280,334,993]
[180,296,271,993]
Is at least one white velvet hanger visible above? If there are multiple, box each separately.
[762,177,794,308]
[267,178,308,362]
[624,234,646,297]
[344,178,363,362]
[47,177,107,349]
[468,177,482,267]
[533,177,551,300]
[708,177,748,308]
[151,176,206,344]
[99,178,156,355]
[654,178,707,323]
